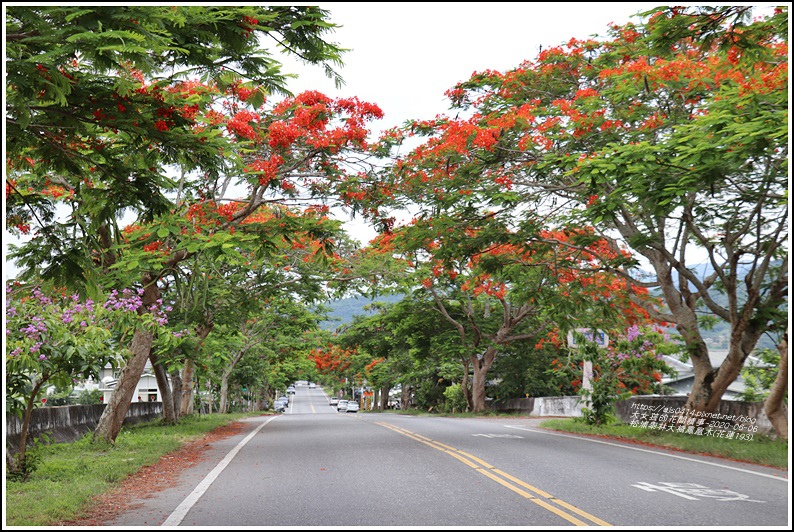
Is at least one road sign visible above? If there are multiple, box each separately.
[567,328,609,347]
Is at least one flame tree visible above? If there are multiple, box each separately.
[5,6,387,443]
[358,220,664,413]
[366,6,787,419]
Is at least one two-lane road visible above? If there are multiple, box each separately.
[107,383,789,527]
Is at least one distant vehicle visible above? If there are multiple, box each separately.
[329,397,339,406]
[287,386,296,394]
[309,382,316,389]
[278,395,289,405]
[337,399,349,412]
[345,401,359,413]
[273,399,287,412]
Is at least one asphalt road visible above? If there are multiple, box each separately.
[106,383,790,527]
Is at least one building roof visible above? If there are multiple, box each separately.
[661,349,758,398]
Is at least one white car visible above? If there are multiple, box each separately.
[337,399,349,412]
[345,401,359,413]
[309,382,316,389]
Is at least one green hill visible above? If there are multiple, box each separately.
[318,294,402,331]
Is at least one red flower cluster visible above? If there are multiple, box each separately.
[240,15,258,38]
[227,110,259,139]
[245,155,283,186]
[143,241,164,252]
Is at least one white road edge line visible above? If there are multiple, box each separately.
[163,416,278,525]
[505,424,788,482]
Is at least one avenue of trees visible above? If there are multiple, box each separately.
[5,5,788,477]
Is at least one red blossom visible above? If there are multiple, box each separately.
[143,241,164,252]
[227,110,259,139]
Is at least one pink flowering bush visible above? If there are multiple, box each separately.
[5,282,170,480]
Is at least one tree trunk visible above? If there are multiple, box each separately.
[401,384,412,409]
[180,359,196,416]
[169,370,183,420]
[470,347,497,413]
[150,351,176,424]
[682,338,718,413]
[206,380,213,414]
[218,348,246,414]
[93,327,154,444]
[380,385,390,410]
[179,323,214,416]
[12,378,47,474]
[460,358,473,411]
[471,362,487,413]
[255,389,267,411]
[649,253,771,416]
[93,273,160,445]
[764,332,788,440]
[219,373,230,414]
[684,331,764,414]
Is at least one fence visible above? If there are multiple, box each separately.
[6,402,163,454]
[487,395,780,435]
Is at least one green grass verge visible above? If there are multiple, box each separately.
[5,412,256,527]
[538,418,789,469]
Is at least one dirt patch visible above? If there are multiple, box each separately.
[55,419,256,526]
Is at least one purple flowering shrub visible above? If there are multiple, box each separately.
[550,325,681,425]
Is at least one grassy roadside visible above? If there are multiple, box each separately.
[537,417,788,469]
[5,412,256,527]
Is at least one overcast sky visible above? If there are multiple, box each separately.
[278,2,661,135]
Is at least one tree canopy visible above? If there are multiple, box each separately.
[361,5,788,414]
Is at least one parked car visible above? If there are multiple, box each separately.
[273,399,287,412]
[309,382,316,389]
[329,397,339,406]
[345,401,359,413]
[287,386,296,394]
[337,399,349,412]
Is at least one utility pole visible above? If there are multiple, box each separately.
[567,328,609,411]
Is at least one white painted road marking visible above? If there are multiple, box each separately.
[163,416,278,526]
[472,433,524,439]
[632,482,765,503]
[504,424,788,482]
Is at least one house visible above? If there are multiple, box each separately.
[98,360,167,404]
[661,350,771,399]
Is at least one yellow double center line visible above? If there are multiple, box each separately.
[376,422,611,526]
